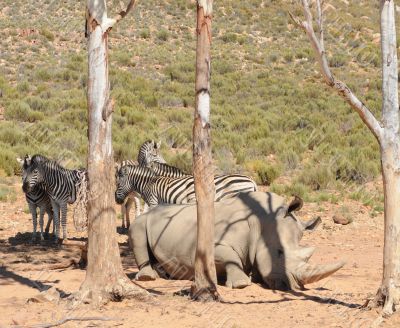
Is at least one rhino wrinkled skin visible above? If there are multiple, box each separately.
[129,191,344,290]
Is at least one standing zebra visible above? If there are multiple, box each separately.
[22,154,86,241]
[17,156,54,242]
[115,164,257,208]
[137,140,165,167]
[116,160,142,229]
[116,140,171,228]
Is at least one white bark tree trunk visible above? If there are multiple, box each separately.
[191,0,219,301]
[74,0,148,305]
[372,0,400,315]
[292,0,400,315]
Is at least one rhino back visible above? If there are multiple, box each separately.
[144,192,287,279]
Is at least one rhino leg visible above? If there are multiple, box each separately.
[215,245,251,289]
[128,214,158,281]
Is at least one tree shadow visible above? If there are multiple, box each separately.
[0,266,69,298]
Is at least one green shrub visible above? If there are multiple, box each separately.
[0,185,16,202]
[5,101,44,122]
[0,147,20,176]
[298,164,335,191]
[17,80,30,93]
[279,150,299,170]
[40,28,55,41]
[329,54,347,67]
[157,29,169,41]
[248,161,282,186]
[221,33,238,43]
[140,28,151,39]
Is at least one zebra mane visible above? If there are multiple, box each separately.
[30,154,85,178]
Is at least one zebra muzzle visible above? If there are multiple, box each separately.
[22,182,31,193]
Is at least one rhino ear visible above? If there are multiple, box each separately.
[288,196,303,213]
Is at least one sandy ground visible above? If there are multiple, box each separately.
[1,181,400,328]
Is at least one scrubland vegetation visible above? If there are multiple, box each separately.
[0,0,388,209]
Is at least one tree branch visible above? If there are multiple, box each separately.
[290,0,383,142]
[112,0,137,26]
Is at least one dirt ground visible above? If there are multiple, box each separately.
[1,181,400,328]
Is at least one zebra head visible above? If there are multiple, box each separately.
[137,140,166,167]
[115,165,133,204]
[22,154,46,193]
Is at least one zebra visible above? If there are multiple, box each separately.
[115,164,257,208]
[115,140,177,228]
[137,140,166,167]
[115,160,142,229]
[17,155,54,242]
[22,154,86,241]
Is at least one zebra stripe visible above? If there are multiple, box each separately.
[147,161,188,178]
[115,160,141,229]
[115,157,187,228]
[22,154,85,241]
[115,165,257,208]
[18,156,54,241]
[137,140,166,167]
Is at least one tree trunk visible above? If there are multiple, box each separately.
[191,0,219,301]
[371,1,400,315]
[373,139,400,315]
[74,1,147,305]
[292,0,400,315]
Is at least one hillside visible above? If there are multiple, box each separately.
[0,0,389,210]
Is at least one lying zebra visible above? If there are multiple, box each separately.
[115,164,257,208]
[17,155,54,242]
[22,154,86,242]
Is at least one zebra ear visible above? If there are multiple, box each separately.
[156,140,162,149]
[16,157,24,166]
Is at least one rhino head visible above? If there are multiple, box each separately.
[253,196,344,290]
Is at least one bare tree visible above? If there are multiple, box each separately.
[191,0,219,301]
[76,0,148,304]
[291,0,400,315]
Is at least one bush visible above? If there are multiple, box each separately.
[5,101,44,122]
[140,28,151,39]
[0,147,20,176]
[247,161,282,186]
[279,150,299,170]
[298,164,335,191]
[40,28,55,41]
[157,29,169,41]
[0,185,16,202]
[329,54,347,68]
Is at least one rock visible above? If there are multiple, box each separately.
[333,214,351,225]
[28,286,60,304]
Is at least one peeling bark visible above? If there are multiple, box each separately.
[74,0,148,305]
[292,0,400,315]
[191,0,219,301]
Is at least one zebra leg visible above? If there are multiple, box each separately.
[60,203,68,241]
[38,207,45,241]
[121,203,126,229]
[29,203,38,243]
[51,200,60,242]
[125,197,134,229]
[44,208,53,239]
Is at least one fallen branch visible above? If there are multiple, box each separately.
[27,316,117,328]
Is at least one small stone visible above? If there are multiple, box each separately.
[333,214,351,225]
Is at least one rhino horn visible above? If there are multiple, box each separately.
[295,247,315,262]
[297,261,345,285]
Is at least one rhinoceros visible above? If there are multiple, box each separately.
[129,191,344,290]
